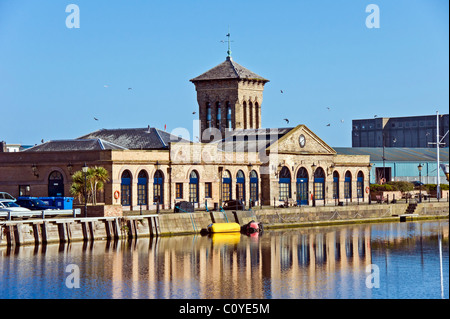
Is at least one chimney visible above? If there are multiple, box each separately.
[0,141,6,152]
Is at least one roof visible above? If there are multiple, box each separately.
[215,127,294,152]
[78,127,189,150]
[334,147,449,162]
[24,127,190,152]
[190,57,269,83]
[24,139,127,152]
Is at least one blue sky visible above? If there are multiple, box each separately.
[0,0,448,147]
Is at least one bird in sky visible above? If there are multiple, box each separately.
[94,117,99,121]
[374,115,378,118]
[103,85,109,88]
[326,123,331,127]
[41,139,44,143]
[280,90,284,94]
[326,107,331,111]
[283,118,289,124]
[192,111,196,115]
[340,119,345,123]
[128,88,132,90]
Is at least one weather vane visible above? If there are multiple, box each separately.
[221,27,234,58]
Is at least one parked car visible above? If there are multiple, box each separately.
[222,200,245,211]
[412,181,424,187]
[0,192,16,201]
[0,199,33,218]
[15,198,58,211]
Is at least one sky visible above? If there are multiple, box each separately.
[0,0,448,147]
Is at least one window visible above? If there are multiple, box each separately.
[344,171,352,199]
[121,170,132,206]
[205,182,212,198]
[357,171,364,199]
[222,170,232,202]
[206,103,212,128]
[19,185,31,197]
[333,171,339,199]
[279,166,291,201]
[226,102,232,130]
[176,183,183,199]
[250,170,258,203]
[137,170,148,205]
[236,170,245,202]
[313,167,325,200]
[189,171,199,203]
[153,170,164,203]
[216,102,221,128]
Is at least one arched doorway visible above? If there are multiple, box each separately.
[137,170,148,206]
[222,170,232,202]
[48,171,64,197]
[249,170,258,205]
[333,171,340,200]
[279,166,291,201]
[236,170,245,203]
[189,170,199,203]
[344,171,352,200]
[153,170,164,205]
[357,171,364,201]
[121,170,132,206]
[296,167,309,205]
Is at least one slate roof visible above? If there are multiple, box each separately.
[215,127,294,152]
[78,127,189,150]
[24,127,190,152]
[24,139,127,152]
[334,147,449,162]
[190,57,269,83]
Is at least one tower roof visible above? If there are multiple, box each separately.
[190,57,269,83]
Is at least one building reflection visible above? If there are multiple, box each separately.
[0,221,448,299]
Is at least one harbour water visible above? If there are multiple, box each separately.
[0,220,448,299]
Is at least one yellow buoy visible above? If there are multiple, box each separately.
[207,223,241,233]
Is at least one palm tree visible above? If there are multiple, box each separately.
[70,166,109,205]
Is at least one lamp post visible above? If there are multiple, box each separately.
[311,163,317,207]
[82,163,88,217]
[418,163,423,203]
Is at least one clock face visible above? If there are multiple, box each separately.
[299,134,306,148]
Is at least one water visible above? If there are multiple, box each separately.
[0,220,448,299]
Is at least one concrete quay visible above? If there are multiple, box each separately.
[1,202,448,247]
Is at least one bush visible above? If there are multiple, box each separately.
[424,184,449,191]
[370,184,393,192]
[387,181,414,192]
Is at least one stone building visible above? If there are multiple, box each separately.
[0,56,370,213]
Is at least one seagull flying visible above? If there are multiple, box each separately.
[326,123,331,127]
[94,117,99,121]
[280,90,284,94]
[128,88,132,90]
[192,111,196,115]
[283,118,289,124]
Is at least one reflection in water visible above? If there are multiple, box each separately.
[0,221,448,299]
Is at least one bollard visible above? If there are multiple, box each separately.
[42,210,45,219]
[386,195,389,205]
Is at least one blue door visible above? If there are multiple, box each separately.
[297,178,308,205]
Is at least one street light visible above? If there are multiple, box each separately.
[418,163,423,203]
[82,163,88,217]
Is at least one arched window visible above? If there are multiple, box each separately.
[314,167,325,200]
[236,170,245,202]
[48,171,64,197]
[279,166,291,201]
[226,101,232,131]
[255,102,260,129]
[243,101,247,129]
[216,102,221,128]
[222,170,232,202]
[137,170,148,205]
[296,167,309,205]
[206,102,212,129]
[250,170,258,204]
[189,170,199,203]
[249,101,253,128]
[121,170,132,206]
[153,170,164,204]
[344,171,352,199]
[357,171,364,199]
[333,171,340,200]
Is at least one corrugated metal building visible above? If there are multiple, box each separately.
[334,147,449,185]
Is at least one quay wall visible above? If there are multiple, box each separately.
[1,202,448,246]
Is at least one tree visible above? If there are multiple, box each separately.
[70,166,110,205]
